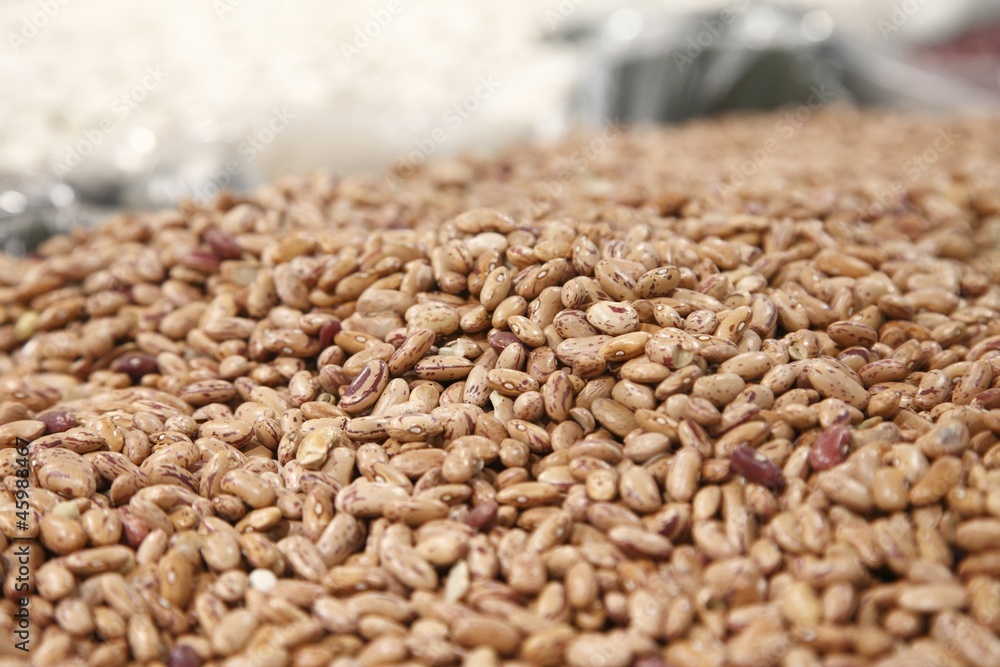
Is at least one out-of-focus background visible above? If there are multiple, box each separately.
[3,0,1000,251]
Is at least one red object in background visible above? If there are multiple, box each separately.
[917,20,1000,92]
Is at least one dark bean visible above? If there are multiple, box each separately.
[973,387,1000,410]
[203,227,242,260]
[465,501,499,531]
[809,425,852,472]
[38,410,78,434]
[655,512,682,539]
[167,644,202,667]
[319,319,342,350]
[633,658,672,667]
[731,445,786,493]
[118,506,150,549]
[487,329,520,352]
[177,249,221,273]
[110,353,159,384]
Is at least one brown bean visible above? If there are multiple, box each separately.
[809,424,852,471]
[731,445,786,492]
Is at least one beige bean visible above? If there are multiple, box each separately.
[212,608,259,656]
[586,301,639,335]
